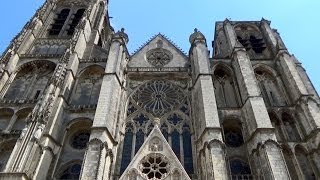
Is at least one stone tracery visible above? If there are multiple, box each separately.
[139,153,169,179]
[121,80,194,176]
[132,80,185,117]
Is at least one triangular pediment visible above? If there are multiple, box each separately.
[128,34,188,68]
[119,125,191,180]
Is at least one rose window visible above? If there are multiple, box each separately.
[140,154,169,179]
[71,132,90,149]
[132,80,185,117]
[146,48,173,67]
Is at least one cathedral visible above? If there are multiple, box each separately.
[0,0,320,179]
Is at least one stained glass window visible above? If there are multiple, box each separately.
[140,153,169,179]
[120,125,134,174]
[132,80,185,116]
[171,130,180,160]
[168,114,182,125]
[71,132,90,149]
[183,128,194,174]
[135,130,145,153]
[60,163,82,180]
[230,159,251,175]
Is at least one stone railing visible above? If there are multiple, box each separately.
[20,53,62,58]
[79,58,108,63]
[0,99,37,105]
[20,38,71,58]
[127,67,189,73]
[68,104,98,112]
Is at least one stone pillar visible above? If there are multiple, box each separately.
[32,146,54,179]
[276,52,320,130]
[102,150,113,180]
[276,52,308,101]
[4,114,18,133]
[207,141,228,179]
[81,139,104,180]
[223,20,291,179]
[189,29,228,179]
[4,62,66,177]
[81,29,128,180]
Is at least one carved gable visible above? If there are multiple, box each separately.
[119,125,191,180]
[129,34,188,68]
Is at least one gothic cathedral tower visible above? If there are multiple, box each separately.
[0,0,319,180]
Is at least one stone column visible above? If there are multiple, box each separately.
[276,52,320,129]
[32,146,54,179]
[4,62,66,178]
[207,141,228,179]
[81,29,128,180]
[4,114,18,133]
[223,20,291,179]
[189,29,228,179]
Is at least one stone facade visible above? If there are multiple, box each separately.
[0,0,319,179]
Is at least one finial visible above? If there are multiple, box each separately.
[189,28,206,44]
[121,28,125,32]
[154,118,161,127]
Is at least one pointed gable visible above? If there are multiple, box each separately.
[128,34,188,68]
[119,125,191,180]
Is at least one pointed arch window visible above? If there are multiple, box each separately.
[282,112,301,142]
[71,66,104,105]
[213,66,240,108]
[120,80,194,176]
[120,124,134,174]
[269,113,285,141]
[255,69,287,107]
[67,9,86,35]
[49,8,86,37]
[171,129,180,160]
[182,125,194,174]
[295,146,316,180]
[229,159,252,179]
[223,119,244,148]
[4,62,55,101]
[59,163,82,180]
[49,9,70,36]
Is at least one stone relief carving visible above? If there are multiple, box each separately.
[146,40,173,67]
[149,137,163,152]
[139,153,169,180]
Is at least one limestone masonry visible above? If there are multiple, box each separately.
[0,0,319,179]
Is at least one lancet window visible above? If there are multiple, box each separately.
[229,158,252,179]
[48,8,86,37]
[254,69,287,107]
[213,66,240,108]
[120,80,194,176]
[71,66,104,105]
[3,62,55,101]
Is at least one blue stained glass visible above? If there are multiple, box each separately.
[168,114,182,125]
[127,102,137,116]
[147,124,154,135]
[120,130,133,174]
[171,130,180,160]
[135,130,145,153]
[161,129,169,141]
[230,159,251,175]
[183,130,194,174]
[133,114,149,126]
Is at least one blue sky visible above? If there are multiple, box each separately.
[0,0,319,94]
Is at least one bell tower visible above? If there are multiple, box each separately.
[0,0,114,179]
